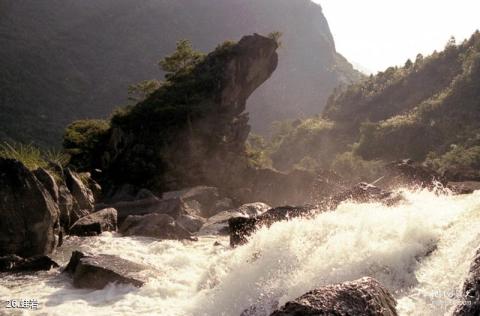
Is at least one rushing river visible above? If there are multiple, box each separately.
[1,189,480,316]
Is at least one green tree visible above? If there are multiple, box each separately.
[127,79,162,102]
[159,39,205,81]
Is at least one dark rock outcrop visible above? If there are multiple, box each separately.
[97,196,186,224]
[120,213,194,241]
[448,181,480,195]
[382,159,446,189]
[163,186,233,218]
[229,205,316,247]
[200,202,271,236]
[229,183,401,247]
[328,182,403,209]
[0,255,59,273]
[270,277,397,316]
[64,251,147,289]
[69,208,118,236]
[176,214,206,233]
[0,158,60,257]
[453,247,480,315]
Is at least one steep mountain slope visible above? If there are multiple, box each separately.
[269,32,480,181]
[0,0,361,146]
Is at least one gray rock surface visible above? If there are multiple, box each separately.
[69,208,118,236]
[119,213,194,240]
[0,158,60,257]
[270,277,397,316]
[64,251,147,289]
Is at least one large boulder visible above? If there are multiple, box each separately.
[0,255,59,273]
[0,158,60,257]
[119,213,195,240]
[270,277,397,316]
[162,186,233,218]
[229,205,316,247]
[64,251,147,289]
[229,183,401,247]
[453,247,480,315]
[200,202,271,236]
[97,196,186,224]
[176,214,206,233]
[69,208,118,236]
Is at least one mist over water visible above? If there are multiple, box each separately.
[2,189,480,316]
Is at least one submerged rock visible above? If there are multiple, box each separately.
[64,251,147,289]
[270,277,397,316]
[119,213,195,240]
[0,255,59,273]
[69,208,118,236]
[0,158,60,257]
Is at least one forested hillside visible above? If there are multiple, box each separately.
[0,0,361,146]
[266,32,480,182]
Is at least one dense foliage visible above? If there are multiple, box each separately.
[267,31,480,180]
[0,142,69,171]
[63,119,110,170]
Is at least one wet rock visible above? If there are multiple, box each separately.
[162,186,233,218]
[448,181,480,195]
[229,205,316,247]
[69,208,118,236]
[176,214,205,233]
[381,159,446,189]
[200,203,271,236]
[0,255,59,272]
[120,213,195,240]
[453,247,480,315]
[270,277,397,316]
[328,182,403,209]
[0,158,60,257]
[64,251,147,289]
[98,196,186,223]
[444,166,480,182]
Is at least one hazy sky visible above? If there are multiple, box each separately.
[316,0,480,73]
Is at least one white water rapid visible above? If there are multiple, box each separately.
[1,189,480,316]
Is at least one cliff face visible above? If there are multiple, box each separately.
[101,35,279,191]
[0,0,361,146]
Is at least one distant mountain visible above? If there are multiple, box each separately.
[0,0,361,146]
[269,32,480,181]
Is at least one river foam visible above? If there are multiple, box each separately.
[1,189,480,316]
